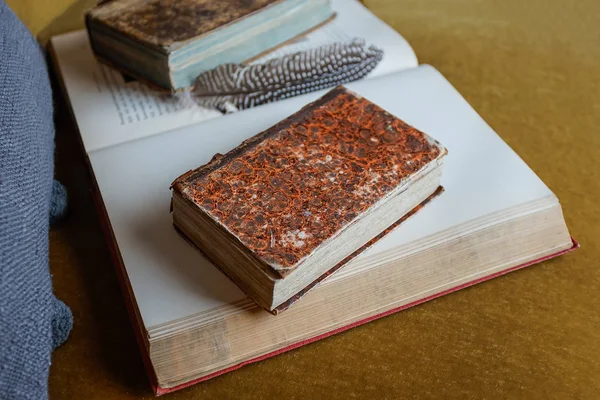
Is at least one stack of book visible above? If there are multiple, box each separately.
[49,0,576,395]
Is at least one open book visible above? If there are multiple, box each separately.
[49,0,576,395]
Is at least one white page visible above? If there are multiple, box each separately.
[51,0,417,153]
[89,65,554,329]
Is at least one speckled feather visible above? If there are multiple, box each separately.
[191,38,383,112]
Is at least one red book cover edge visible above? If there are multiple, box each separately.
[89,171,578,396]
[154,238,579,395]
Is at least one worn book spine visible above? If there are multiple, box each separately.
[174,186,444,314]
[272,186,444,313]
[172,85,446,277]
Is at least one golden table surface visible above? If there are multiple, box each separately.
[7,0,599,398]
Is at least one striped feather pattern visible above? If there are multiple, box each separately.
[191,38,383,112]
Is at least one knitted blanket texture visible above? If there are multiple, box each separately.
[0,2,72,399]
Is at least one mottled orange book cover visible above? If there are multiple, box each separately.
[172,86,446,278]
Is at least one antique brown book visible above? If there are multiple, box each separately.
[85,0,334,90]
[171,86,447,312]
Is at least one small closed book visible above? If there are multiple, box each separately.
[171,86,446,312]
[85,0,334,90]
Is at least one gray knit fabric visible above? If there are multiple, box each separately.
[0,1,72,399]
[49,180,69,224]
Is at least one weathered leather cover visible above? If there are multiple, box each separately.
[87,0,281,47]
[172,86,445,278]
[173,186,444,315]
[272,186,445,314]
